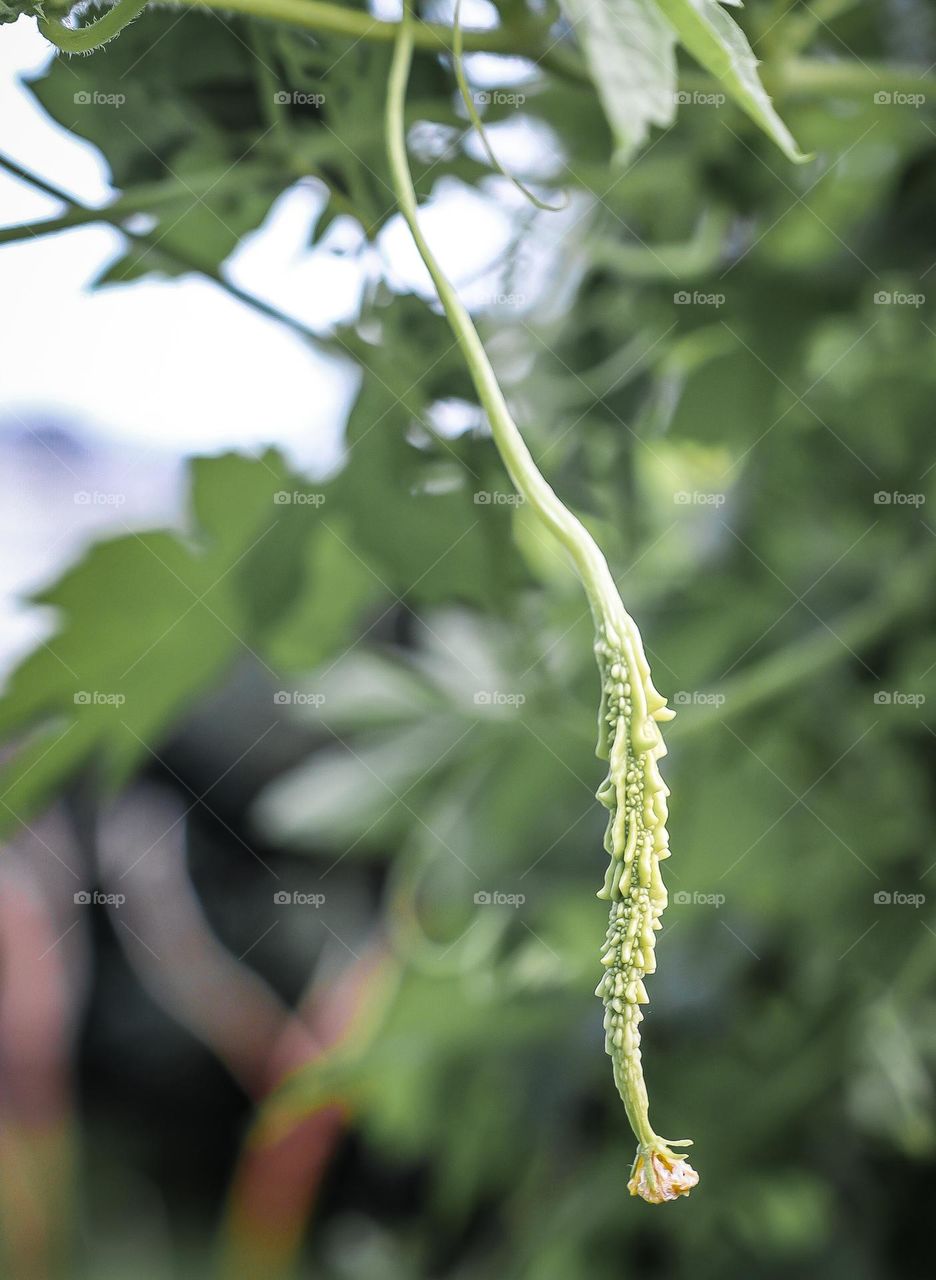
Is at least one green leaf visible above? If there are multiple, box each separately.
[279,651,443,729]
[0,535,243,831]
[254,718,463,850]
[331,300,524,609]
[25,11,288,278]
[0,0,34,24]
[0,450,303,831]
[559,0,677,160]
[655,0,809,162]
[263,517,382,672]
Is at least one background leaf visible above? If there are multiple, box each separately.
[559,0,677,160]
[656,0,809,161]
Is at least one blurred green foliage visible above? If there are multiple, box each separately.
[3,0,936,1277]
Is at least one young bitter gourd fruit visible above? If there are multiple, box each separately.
[387,0,698,1204]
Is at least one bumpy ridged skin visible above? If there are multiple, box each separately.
[590,619,698,1200]
[593,628,670,1083]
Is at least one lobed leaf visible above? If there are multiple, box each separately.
[655,0,809,161]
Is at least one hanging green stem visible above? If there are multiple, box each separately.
[451,0,564,213]
[39,0,149,53]
[386,0,698,1204]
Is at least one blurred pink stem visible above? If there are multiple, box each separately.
[0,816,86,1280]
[97,787,384,1278]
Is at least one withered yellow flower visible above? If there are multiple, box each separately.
[628,1150,700,1204]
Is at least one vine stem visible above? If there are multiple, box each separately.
[161,0,585,78]
[40,0,149,52]
[450,0,564,212]
[0,150,323,346]
[385,2,621,632]
[156,0,936,99]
